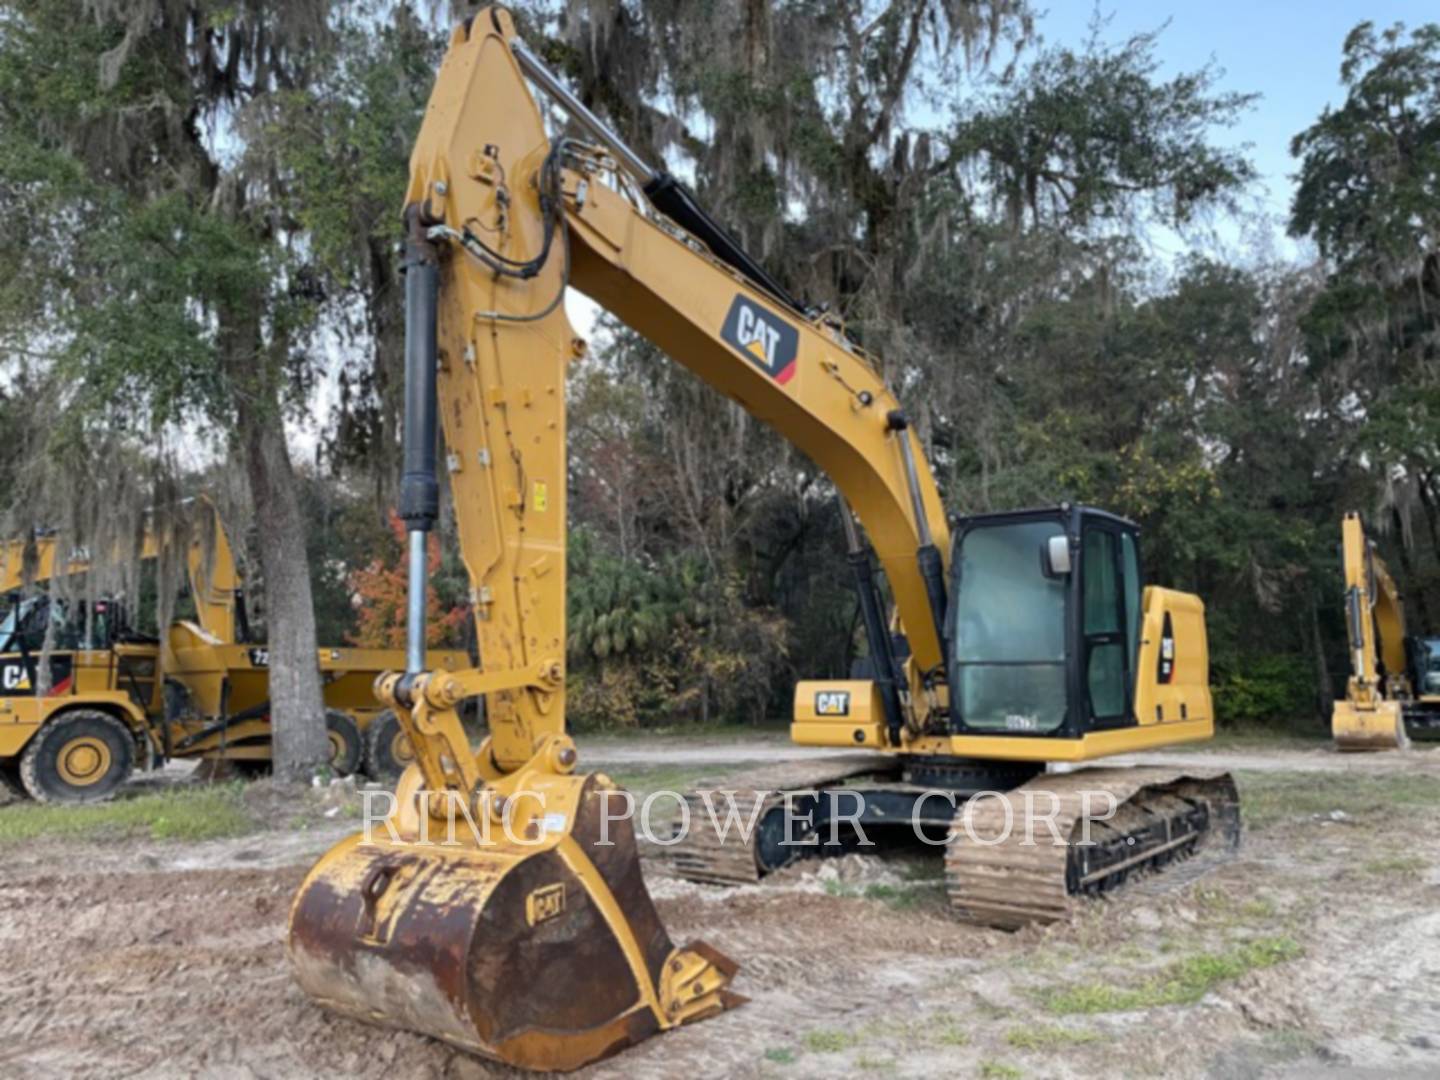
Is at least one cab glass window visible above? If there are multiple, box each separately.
[952,521,1068,734]
[1083,529,1126,720]
[1121,532,1141,670]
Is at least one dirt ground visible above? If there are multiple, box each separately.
[3,741,1440,1079]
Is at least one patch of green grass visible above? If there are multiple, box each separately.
[1166,940,1301,1002]
[979,1062,1022,1079]
[862,883,913,906]
[1040,936,1304,1015]
[821,877,944,911]
[1195,887,1279,926]
[933,1022,970,1047]
[856,1052,896,1072]
[587,720,790,740]
[763,1047,795,1065]
[899,858,945,882]
[1006,1025,1102,1051]
[1239,770,1440,830]
[1361,854,1427,877]
[803,1028,860,1053]
[1039,982,1149,1015]
[0,783,257,844]
[1173,725,1327,753]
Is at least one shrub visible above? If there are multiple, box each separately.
[1211,653,1314,727]
[567,530,789,729]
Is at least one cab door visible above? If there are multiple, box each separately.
[1078,518,1141,729]
[97,601,162,714]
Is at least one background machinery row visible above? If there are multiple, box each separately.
[0,499,466,802]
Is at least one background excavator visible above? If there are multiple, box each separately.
[1332,511,1440,750]
[288,9,1240,1071]
[0,500,465,801]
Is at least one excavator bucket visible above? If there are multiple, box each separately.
[1332,700,1409,751]
[288,772,742,1072]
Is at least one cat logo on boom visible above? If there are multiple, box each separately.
[721,295,800,384]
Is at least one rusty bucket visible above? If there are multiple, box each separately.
[288,773,741,1072]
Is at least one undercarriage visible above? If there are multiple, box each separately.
[666,755,1241,929]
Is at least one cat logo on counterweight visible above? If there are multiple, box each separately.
[721,295,800,384]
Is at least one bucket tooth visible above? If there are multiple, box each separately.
[659,939,747,1024]
[288,773,740,1072]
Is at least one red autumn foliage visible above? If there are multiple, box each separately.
[348,511,468,648]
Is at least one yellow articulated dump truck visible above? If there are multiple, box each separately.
[0,537,160,801]
[286,10,1239,1071]
[0,502,467,802]
[1332,511,1440,750]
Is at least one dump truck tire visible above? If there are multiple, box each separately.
[20,710,135,803]
[0,760,26,803]
[325,711,363,776]
[361,709,413,781]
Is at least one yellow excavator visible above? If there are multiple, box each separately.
[288,9,1240,1071]
[0,501,464,801]
[1331,511,1440,750]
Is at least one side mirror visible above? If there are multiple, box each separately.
[1041,535,1072,577]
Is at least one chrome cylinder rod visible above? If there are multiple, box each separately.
[406,530,428,674]
[511,39,657,184]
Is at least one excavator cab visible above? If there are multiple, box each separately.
[1408,637,1440,696]
[1404,637,1440,736]
[950,505,1145,738]
[797,502,1212,757]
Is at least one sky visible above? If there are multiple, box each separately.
[1037,1,1435,223]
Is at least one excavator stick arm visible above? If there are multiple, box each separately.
[290,11,767,1069]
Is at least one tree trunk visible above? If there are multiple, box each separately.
[239,394,331,778]
[1414,471,1440,618]
[221,288,329,780]
[366,235,404,518]
[1309,592,1333,732]
[1390,506,1433,629]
